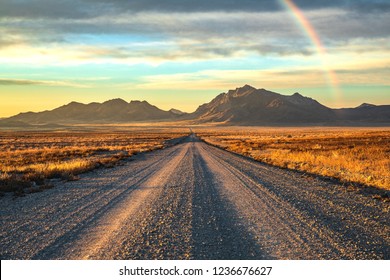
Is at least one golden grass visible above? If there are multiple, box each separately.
[0,129,188,194]
[19,159,96,177]
[197,127,390,190]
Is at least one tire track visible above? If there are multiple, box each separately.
[113,143,195,259]
[0,143,186,259]
[191,144,267,259]
[36,144,190,259]
[1,146,182,244]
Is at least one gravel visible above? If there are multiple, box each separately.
[1,134,389,259]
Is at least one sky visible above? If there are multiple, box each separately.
[0,0,389,117]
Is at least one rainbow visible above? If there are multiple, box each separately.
[279,0,340,96]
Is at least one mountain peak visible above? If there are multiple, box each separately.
[58,101,84,110]
[129,100,152,106]
[236,84,256,93]
[169,108,185,115]
[103,98,128,105]
[241,84,256,90]
[357,103,376,108]
[292,92,303,97]
[227,84,257,97]
[68,101,83,106]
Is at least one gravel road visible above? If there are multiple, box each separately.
[1,134,389,259]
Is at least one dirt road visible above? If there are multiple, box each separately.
[1,135,389,259]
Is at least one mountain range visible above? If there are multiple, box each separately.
[1,99,181,125]
[1,85,389,126]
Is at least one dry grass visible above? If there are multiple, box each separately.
[197,127,390,190]
[0,129,187,195]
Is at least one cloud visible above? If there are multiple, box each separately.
[306,9,390,42]
[1,31,388,68]
[1,7,389,50]
[0,2,389,67]
[347,0,390,13]
[0,78,90,88]
[129,62,390,91]
[0,0,95,19]
[0,0,279,20]
[2,0,389,20]
[0,79,40,86]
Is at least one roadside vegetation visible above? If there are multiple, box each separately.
[0,129,187,196]
[197,127,390,190]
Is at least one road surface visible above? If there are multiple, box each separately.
[1,134,389,259]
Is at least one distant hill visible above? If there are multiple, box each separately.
[334,104,390,123]
[1,86,389,127]
[169,108,186,116]
[2,99,181,125]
